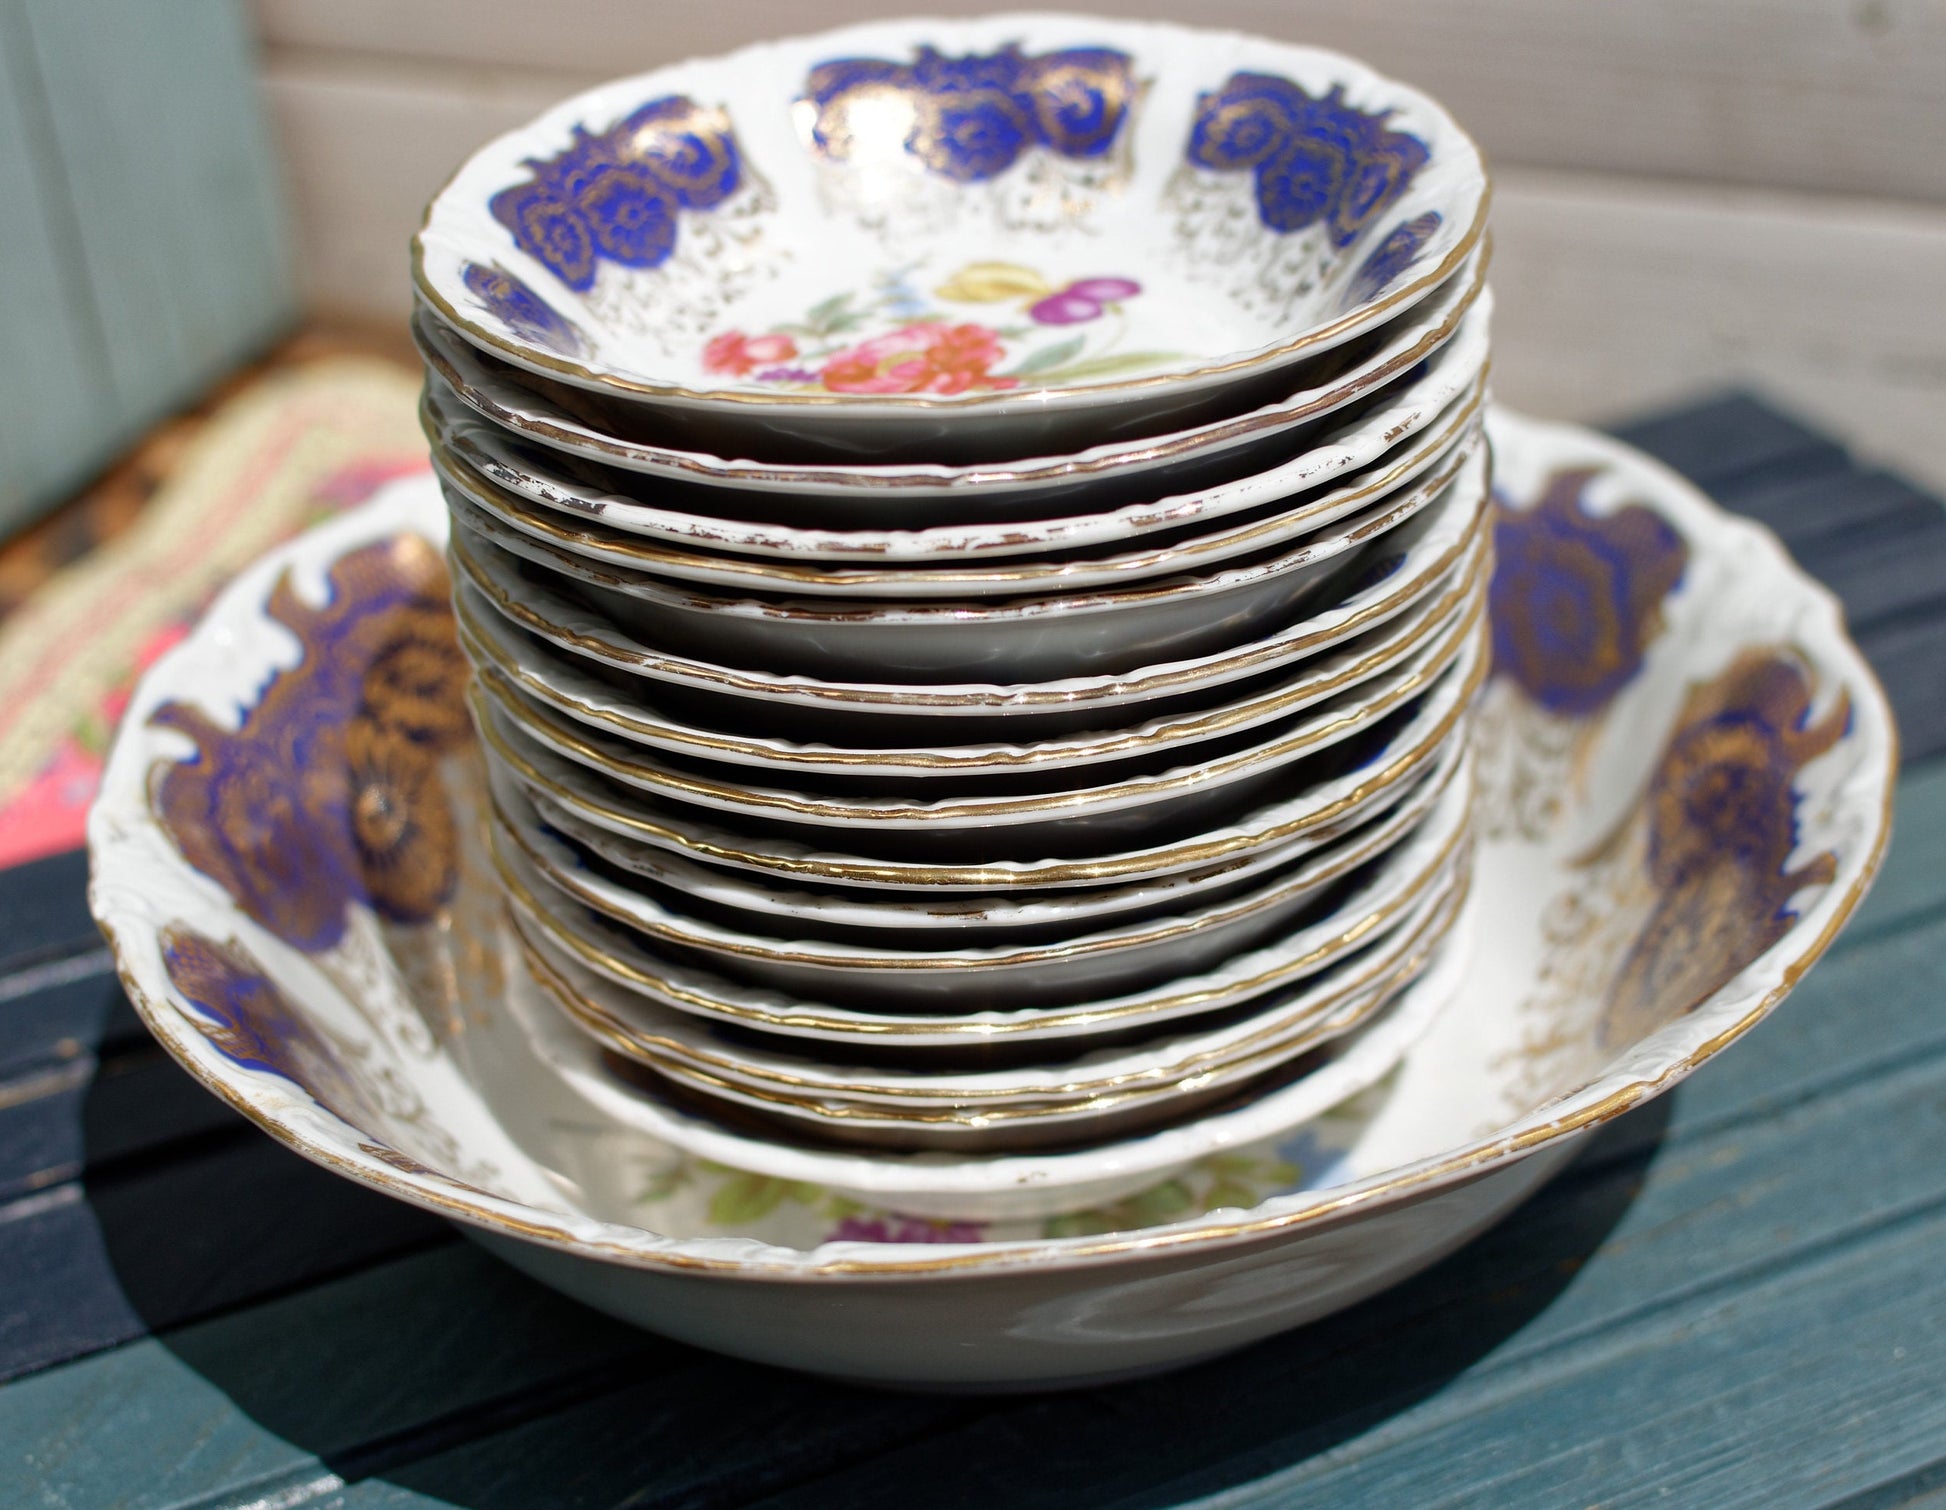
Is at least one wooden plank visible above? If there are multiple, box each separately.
[0,1132,449,1382]
[1609,391,1851,499]
[0,962,144,1080]
[1858,616,1946,767]
[0,848,103,977]
[0,1244,661,1510]
[1721,468,1946,556]
[16,0,293,461]
[0,1,115,535]
[251,0,1946,205]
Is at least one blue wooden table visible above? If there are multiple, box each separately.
[3,395,1945,1508]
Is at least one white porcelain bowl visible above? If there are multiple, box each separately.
[88,413,1894,1389]
[411,265,1486,515]
[470,619,1482,867]
[521,737,1465,950]
[452,547,1480,777]
[442,435,1472,684]
[489,757,1470,1011]
[516,869,1465,1154]
[490,746,1471,1052]
[447,457,1487,738]
[419,332,1485,575]
[413,13,1488,459]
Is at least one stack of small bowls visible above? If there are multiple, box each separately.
[411,15,1493,1213]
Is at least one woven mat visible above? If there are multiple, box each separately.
[0,357,425,867]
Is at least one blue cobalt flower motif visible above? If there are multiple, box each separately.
[804,44,1136,184]
[1489,466,1689,718]
[152,537,472,952]
[1346,211,1443,306]
[489,97,743,292]
[461,263,587,357]
[162,926,371,1119]
[1601,650,1848,1047]
[1187,74,1430,247]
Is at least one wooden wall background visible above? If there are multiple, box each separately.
[250,0,1946,490]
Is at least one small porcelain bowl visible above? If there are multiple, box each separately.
[442,437,1472,685]
[412,13,1488,460]
[512,889,1473,1200]
[446,454,1487,740]
[488,757,1469,1011]
[515,842,1462,1104]
[488,743,1470,1052]
[516,871,1464,1153]
[453,547,1480,778]
[522,738,1463,950]
[477,633,1475,892]
[87,414,1896,1387]
[411,264,1486,517]
[418,328,1486,574]
[469,619,1482,865]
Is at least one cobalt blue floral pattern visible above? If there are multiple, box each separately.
[162,925,371,1118]
[1187,74,1430,246]
[461,262,588,357]
[1601,651,1848,1046]
[489,97,743,292]
[1346,211,1443,306]
[152,537,471,953]
[803,45,1136,184]
[1489,467,1689,718]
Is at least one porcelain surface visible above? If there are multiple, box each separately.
[411,263,1486,507]
[488,758,1469,1013]
[88,411,1894,1388]
[491,753,1469,1056]
[418,332,1486,573]
[412,14,1488,457]
[447,462,1486,731]
[442,436,1474,684]
[468,597,1480,850]
[475,627,1478,888]
[521,737,1464,949]
[511,848,1464,1119]
[454,547,1479,777]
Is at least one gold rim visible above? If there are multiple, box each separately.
[446,483,1490,711]
[518,861,1467,1115]
[491,769,1472,1035]
[454,557,1481,773]
[409,251,1488,492]
[475,638,1484,888]
[443,428,1477,620]
[425,380,1486,587]
[489,748,1467,972]
[490,745,1467,1040]
[470,606,1479,827]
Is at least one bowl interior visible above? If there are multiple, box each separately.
[414,13,1486,431]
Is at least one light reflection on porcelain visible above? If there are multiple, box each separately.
[410,15,1488,458]
[88,411,1894,1388]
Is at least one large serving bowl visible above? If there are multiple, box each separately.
[89,412,1894,1389]
[412,267,1486,518]
[419,334,1485,576]
[412,13,1488,461]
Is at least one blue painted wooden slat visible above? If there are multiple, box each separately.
[1728,468,1946,556]
[0,848,103,977]
[1608,391,1850,498]
[0,961,143,1080]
